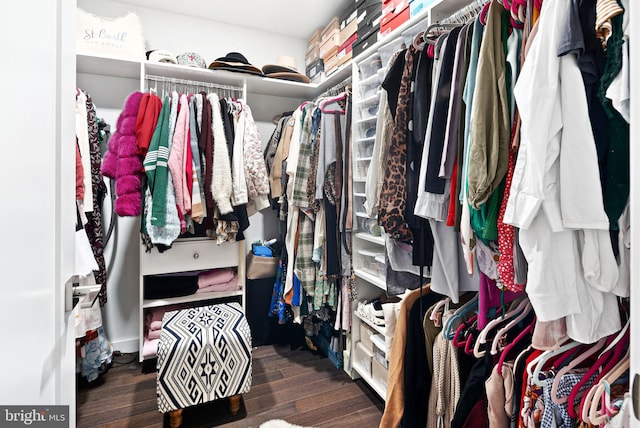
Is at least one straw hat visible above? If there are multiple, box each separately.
[262,55,310,83]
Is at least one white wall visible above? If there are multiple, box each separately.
[76,1,305,352]
[0,0,76,423]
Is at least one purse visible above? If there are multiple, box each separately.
[246,253,279,280]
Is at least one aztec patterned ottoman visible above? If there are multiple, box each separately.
[157,302,252,427]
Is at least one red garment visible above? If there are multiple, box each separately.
[462,397,490,428]
[446,156,459,227]
[496,149,522,292]
[134,92,162,157]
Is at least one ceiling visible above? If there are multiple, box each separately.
[117,0,349,39]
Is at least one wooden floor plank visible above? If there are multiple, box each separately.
[77,344,383,427]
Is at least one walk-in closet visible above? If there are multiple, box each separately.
[1,0,639,427]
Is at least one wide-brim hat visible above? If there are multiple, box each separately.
[208,52,264,76]
[262,55,310,84]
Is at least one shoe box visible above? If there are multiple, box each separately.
[380,0,410,37]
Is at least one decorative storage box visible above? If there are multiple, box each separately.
[77,8,145,58]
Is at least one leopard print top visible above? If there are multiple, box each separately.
[378,46,417,243]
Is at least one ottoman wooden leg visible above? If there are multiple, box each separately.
[169,409,183,428]
[229,394,241,415]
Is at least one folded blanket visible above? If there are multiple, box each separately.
[197,268,236,288]
[142,337,159,358]
[149,320,162,331]
[146,303,191,330]
[196,275,239,293]
[144,275,198,299]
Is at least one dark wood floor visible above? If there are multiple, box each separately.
[77,344,384,427]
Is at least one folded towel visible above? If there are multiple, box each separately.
[147,329,161,340]
[196,275,239,293]
[197,268,236,288]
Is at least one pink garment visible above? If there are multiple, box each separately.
[147,329,161,340]
[196,276,239,293]
[478,272,523,330]
[142,338,159,358]
[168,94,191,230]
[198,268,236,288]
[100,91,144,216]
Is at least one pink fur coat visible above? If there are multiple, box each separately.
[101,92,144,216]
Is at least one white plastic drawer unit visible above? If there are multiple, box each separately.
[141,239,239,275]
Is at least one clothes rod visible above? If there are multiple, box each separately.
[144,74,243,92]
[441,0,488,24]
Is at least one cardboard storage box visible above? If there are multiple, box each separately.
[324,54,339,75]
[353,31,379,58]
[340,18,358,46]
[319,29,340,59]
[308,28,321,49]
[409,0,437,17]
[340,0,359,29]
[306,44,320,67]
[380,0,410,37]
[321,16,340,42]
[338,50,353,67]
[357,2,382,45]
[306,58,324,80]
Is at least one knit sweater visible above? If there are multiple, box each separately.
[207,93,233,214]
[241,104,271,211]
[143,95,170,225]
[101,91,144,216]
